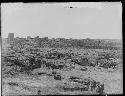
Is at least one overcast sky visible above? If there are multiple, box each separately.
[1,2,122,39]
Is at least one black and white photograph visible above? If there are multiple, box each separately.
[1,2,123,95]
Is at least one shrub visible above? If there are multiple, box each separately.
[95,82,104,94]
[97,59,118,69]
[71,57,89,67]
[54,75,62,80]
[90,80,97,91]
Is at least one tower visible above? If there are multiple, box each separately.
[8,33,14,43]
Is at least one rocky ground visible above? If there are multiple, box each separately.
[2,46,123,95]
[2,66,122,95]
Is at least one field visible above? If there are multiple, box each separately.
[2,39,123,95]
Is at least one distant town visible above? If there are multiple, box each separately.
[2,33,122,50]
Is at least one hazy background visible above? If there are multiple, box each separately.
[1,2,122,39]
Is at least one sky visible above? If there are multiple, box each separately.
[1,2,122,39]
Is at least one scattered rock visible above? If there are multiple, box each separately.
[54,75,62,80]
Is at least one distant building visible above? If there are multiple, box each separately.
[57,38,65,40]
[86,38,91,40]
[43,37,48,40]
[27,36,31,38]
[41,37,48,41]
[33,36,42,47]
[52,38,55,40]
[27,36,32,40]
[56,38,65,42]
[35,36,39,39]
[7,33,14,43]
[8,33,14,40]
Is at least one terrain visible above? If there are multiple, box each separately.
[2,38,123,95]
